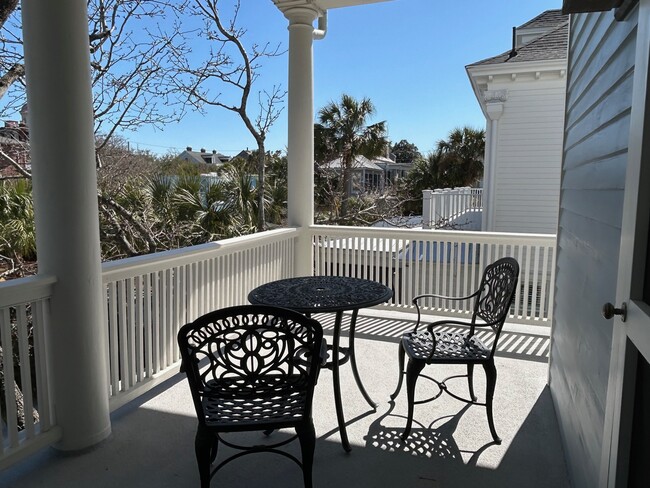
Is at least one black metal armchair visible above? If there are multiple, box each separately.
[391,257,519,444]
[177,304,324,488]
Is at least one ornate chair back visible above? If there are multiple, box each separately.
[178,304,323,428]
[471,257,520,352]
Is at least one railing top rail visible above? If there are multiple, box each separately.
[102,227,299,283]
[0,274,57,308]
[309,224,557,245]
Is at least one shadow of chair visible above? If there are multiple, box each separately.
[177,304,324,488]
[391,257,519,444]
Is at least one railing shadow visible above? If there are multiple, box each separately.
[315,313,550,363]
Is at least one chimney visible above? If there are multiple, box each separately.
[212,150,216,154]
[186,146,192,151]
[200,148,206,153]
[507,27,517,60]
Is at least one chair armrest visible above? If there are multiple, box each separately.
[412,289,480,332]
[412,289,480,305]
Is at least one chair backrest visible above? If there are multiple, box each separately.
[177,304,323,423]
[472,257,520,334]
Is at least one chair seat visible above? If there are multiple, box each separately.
[203,375,308,429]
[402,330,490,362]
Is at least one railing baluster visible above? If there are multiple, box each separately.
[108,282,119,393]
[18,321,36,438]
[144,274,152,379]
[1,307,19,449]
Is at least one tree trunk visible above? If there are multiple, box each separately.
[256,141,266,232]
[341,156,353,218]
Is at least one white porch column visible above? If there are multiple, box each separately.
[22,0,111,450]
[483,90,507,232]
[282,6,319,276]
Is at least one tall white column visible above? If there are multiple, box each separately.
[22,0,111,450]
[283,6,319,276]
[483,90,507,232]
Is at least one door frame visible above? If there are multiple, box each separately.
[600,1,650,486]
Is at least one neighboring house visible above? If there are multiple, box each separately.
[0,124,30,178]
[232,149,254,162]
[0,104,31,178]
[466,9,568,234]
[378,154,411,184]
[177,146,231,165]
[321,154,412,194]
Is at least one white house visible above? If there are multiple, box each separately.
[322,154,412,194]
[466,10,569,234]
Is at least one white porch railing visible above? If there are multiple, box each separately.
[0,275,60,470]
[422,187,483,229]
[101,227,297,411]
[310,225,556,324]
[0,223,556,469]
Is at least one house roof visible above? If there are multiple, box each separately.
[178,148,230,164]
[468,11,569,67]
[517,9,567,30]
[324,155,387,171]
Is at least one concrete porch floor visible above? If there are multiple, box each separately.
[1,310,569,488]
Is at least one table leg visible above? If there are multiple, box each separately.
[348,309,378,410]
[331,310,351,452]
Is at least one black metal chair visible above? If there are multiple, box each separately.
[177,304,324,488]
[391,257,519,444]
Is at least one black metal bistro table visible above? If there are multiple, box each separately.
[248,275,393,452]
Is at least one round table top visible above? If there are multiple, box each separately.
[248,275,393,313]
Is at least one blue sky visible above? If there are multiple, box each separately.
[126,0,562,157]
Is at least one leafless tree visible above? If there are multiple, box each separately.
[0,0,187,163]
[171,0,286,232]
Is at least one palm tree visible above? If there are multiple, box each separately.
[316,94,388,217]
[0,179,36,267]
[403,151,443,214]
[436,126,485,187]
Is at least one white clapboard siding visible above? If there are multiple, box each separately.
[550,8,637,488]
[492,81,566,234]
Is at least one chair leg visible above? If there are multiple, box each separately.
[467,363,477,402]
[482,360,501,444]
[402,358,425,440]
[297,421,316,488]
[195,426,214,488]
[209,434,219,463]
[390,341,406,400]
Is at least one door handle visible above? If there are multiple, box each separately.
[602,302,627,322]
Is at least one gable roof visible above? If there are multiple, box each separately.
[468,19,568,66]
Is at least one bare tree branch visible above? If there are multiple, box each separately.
[171,0,286,231]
